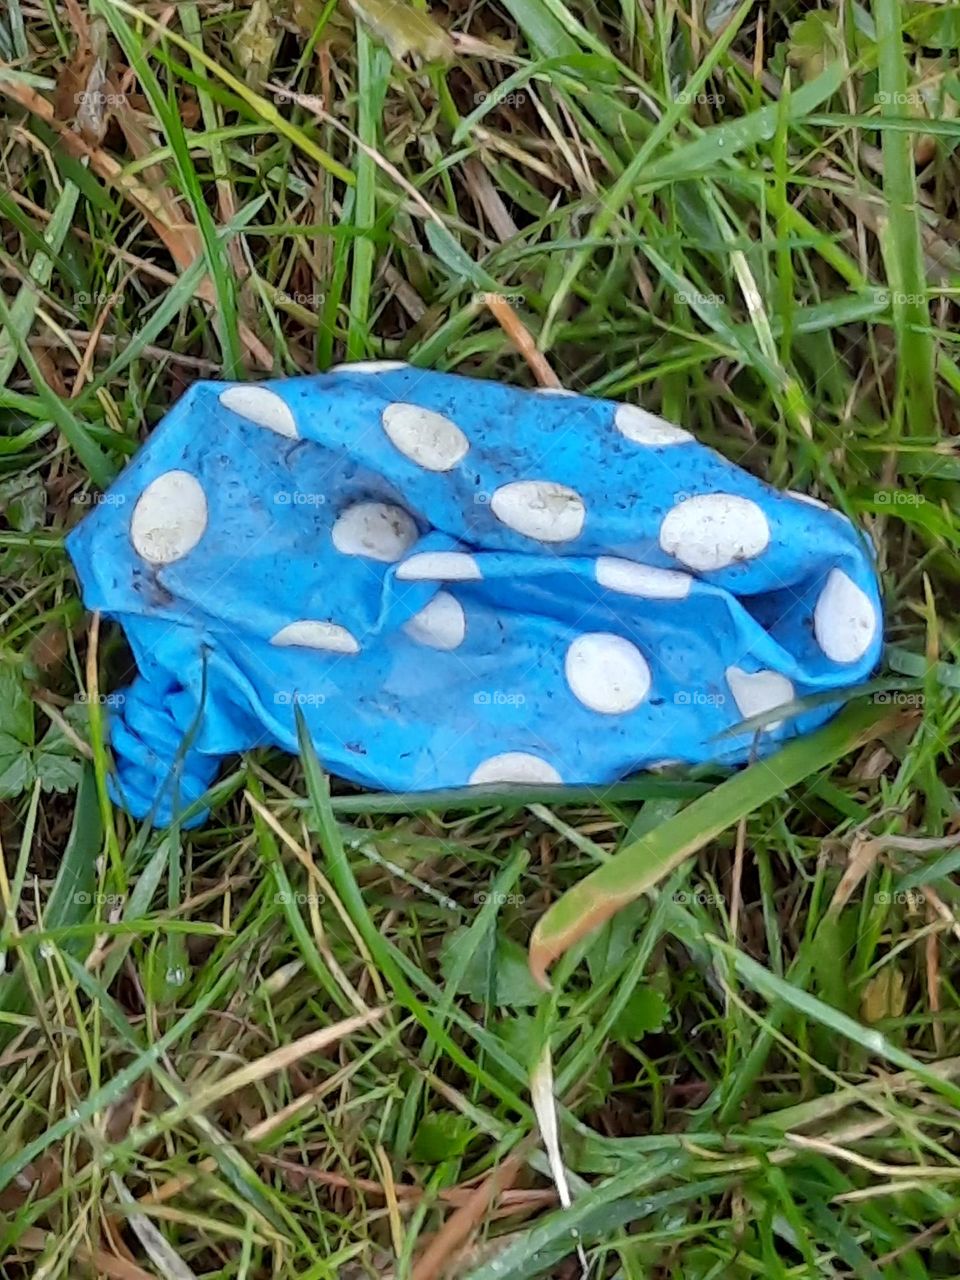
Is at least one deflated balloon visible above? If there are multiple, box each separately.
[67,365,883,826]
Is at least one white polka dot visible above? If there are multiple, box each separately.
[659,494,770,572]
[788,489,830,510]
[789,490,855,528]
[491,481,586,543]
[614,403,692,445]
[402,592,466,650]
[270,621,359,653]
[565,633,651,714]
[382,403,469,472]
[596,557,692,600]
[332,502,418,562]
[535,387,577,397]
[814,569,878,664]
[469,752,562,786]
[130,470,208,565]
[726,666,795,730]
[396,552,482,581]
[219,386,298,438]
[329,360,408,373]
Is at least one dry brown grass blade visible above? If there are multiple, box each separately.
[243,1052,367,1142]
[463,157,518,243]
[259,1152,557,1213]
[829,829,960,916]
[482,292,561,388]
[926,914,944,1055]
[455,160,563,381]
[0,1154,62,1212]
[0,74,272,370]
[70,275,129,395]
[828,833,886,916]
[34,329,223,372]
[919,884,960,944]
[376,1143,405,1259]
[31,344,71,398]
[786,1133,960,1180]
[138,1156,218,1205]
[53,0,111,145]
[875,1217,955,1267]
[175,1007,386,1113]
[410,1150,525,1280]
[14,1229,156,1280]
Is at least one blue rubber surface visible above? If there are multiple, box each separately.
[67,365,883,826]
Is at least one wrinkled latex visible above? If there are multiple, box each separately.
[67,365,883,826]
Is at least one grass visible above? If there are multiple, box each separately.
[1,0,960,1275]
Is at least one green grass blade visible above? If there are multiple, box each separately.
[873,0,937,434]
[529,702,891,985]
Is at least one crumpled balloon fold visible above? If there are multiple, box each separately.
[67,365,883,827]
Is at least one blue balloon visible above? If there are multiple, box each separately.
[67,365,882,826]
